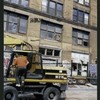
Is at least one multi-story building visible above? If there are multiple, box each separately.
[4,0,97,76]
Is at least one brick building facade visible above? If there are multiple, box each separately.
[4,0,97,76]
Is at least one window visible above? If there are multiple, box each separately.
[4,11,28,34]
[73,9,78,21]
[4,12,7,31]
[85,0,89,6]
[73,9,89,24]
[47,49,53,56]
[16,45,21,50]
[19,16,27,33]
[79,0,84,4]
[74,0,89,6]
[78,10,84,23]
[8,13,18,33]
[5,46,13,51]
[54,50,60,56]
[42,0,48,12]
[72,63,77,71]
[72,28,89,46]
[5,0,9,1]
[39,48,45,55]
[11,0,19,4]
[4,0,29,7]
[39,47,60,57]
[42,0,63,17]
[40,21,62,41]
[49,1,56,16]
[56,4,63,17]
[84,13,89,24]
[21,0,29,7]
[72,37,77,45]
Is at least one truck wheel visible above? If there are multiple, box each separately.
[43,87,60,100]
[4,86,18,100]
[68,79,73,85]
[76,79,86,85]
[72,79,76,84]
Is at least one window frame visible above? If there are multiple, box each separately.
[79,0,84,4]
[7,13,18,33]
[4,12,8,31]
[42,0,48,13]
[73,9,89,25]
[15,45,22,50]
[84,13,89,25]
[4,11,28,34]
[78,10,84,23]
[41,0,63,17]
[74,0,90,6]
[56,3,63,17]
[72,28,89,47]
[19,16,28,34]
[73,9,78,22]
[40,21,62,41]
[39,47,61,57]
[48,1,56,16]
[20,0,29,7]
[84,0,89,6]
[10,0,19,4]
[4,0,29,7]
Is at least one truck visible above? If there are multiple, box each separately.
[4,50,68,100]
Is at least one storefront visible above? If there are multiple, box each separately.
[71,52,89,76]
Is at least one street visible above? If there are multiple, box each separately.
[19,84,97,100]
[65,84,97,100]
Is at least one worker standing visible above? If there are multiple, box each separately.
[12,54,29,87]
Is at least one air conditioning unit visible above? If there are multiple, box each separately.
[54,34,61,41]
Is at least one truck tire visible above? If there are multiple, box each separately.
[68,79,73,85]
[76,79,86,85]
[4,86,18,100]
[43,87,60,100]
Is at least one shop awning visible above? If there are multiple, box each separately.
[4,35,25,45]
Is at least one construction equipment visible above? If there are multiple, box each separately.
[4,50,68,100]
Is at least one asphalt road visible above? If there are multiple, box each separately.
[19,84,97,100]
[65,84,97,100]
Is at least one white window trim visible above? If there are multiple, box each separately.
[79,0,84,4]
